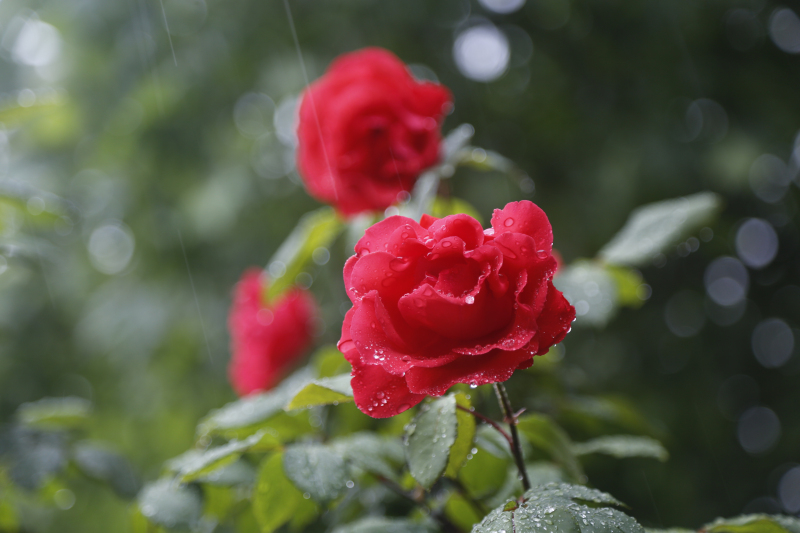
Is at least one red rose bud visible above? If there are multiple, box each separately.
[338,201,576,418]
[228,269,317,396]
[297,47,453,217]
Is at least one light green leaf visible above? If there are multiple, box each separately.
[283,442,349,503]
[404,394,458,489]
[314,345,351,378]
[0,493,18,531]
[472,483,644,533]
[266,207,344,302]
[16,397,92,430]
[606,266,647,308]
[286,374,353,410]
[197,367,313,439]
[168,431,271,483]
[445,491,484,532]
[554,261,619,328]
[573,435,669,462]
[0,100,64,129]
[445,393,477,478]
[459,445,510,499]
[598,192,721,267]
[331,432,403,480]
[253,452,306,533]
[703,514,800,533]
[193,459,256,487]
[517,414,584,483]
[645,529,695,533]
[137,478,203,530]
[332,517,436,533]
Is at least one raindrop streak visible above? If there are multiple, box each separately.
[177,228,214,365]
[158,0,178,65]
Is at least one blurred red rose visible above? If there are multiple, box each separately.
[228,269,316,396]
[338,201,575,417]
[297,47,452,217]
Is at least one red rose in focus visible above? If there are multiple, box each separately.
[228,269,316,396]
[297,47,452,217]
[338,201,575,418]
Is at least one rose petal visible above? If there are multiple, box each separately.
[355,216,423,255]
[491,200,553,254]
[350,360,426,418]
[530,281,576,354]
[429,214,485,250]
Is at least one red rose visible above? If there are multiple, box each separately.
[297,47,452,217]
[228,269,317,396]
[338,201,575,418]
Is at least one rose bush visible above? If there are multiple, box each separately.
[338,200,576,417]
[228,269,317,396]
[297,47,452,217]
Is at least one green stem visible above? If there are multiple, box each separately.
[493,383,531,492]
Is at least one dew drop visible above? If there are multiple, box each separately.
[442,241,452,248]
[465,295,475,304]
[504,218,515,227]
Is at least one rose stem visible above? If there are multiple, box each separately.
[456,405,513,448]
[492,382,531,492]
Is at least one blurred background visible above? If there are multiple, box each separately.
[0,0,799,530]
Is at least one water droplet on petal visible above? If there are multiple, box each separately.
[504,218,515,227]
[442,241,452,248]
[465,295,475,304]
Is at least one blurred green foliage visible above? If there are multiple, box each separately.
[1,0,799,531]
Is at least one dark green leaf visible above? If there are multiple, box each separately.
[703,514,800,533]
[404,394,458,489]
[16,397,91,430]
[517,414,584,483]
[283,442,350,503]
[286,374,353,410]
[598,192,721,267]
[253,452,307,533]
[446,393,477,478]
[573,435,668,462]
[137,478,203,530]
[72,440,140,498]
[266,207,344,302]
[473,483,644,533]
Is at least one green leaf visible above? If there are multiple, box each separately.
[553,261,619,328]
[0,100,64,129]
[459,445,510,499]
[703,515,800,533]
[193,459,256,487]
[137,478,203,530]
[253,452,306,533]
[266,207,344,302]
[16,397,92,430]
[431,197,484,224]
[168,431,271,483]
[445,491,485,531]
[598,192,721,267]
[573,435,669,462]
[606,266,647,308]
[0,493,18,531]
[72,441,141,498]
[645,529,695,533]
[286,374,353,410]
[404,394,458,489]
[332,517,436,533]
[331,432,403,480]
[282,442,350,503]
[445,393,476,478]
[314,345,351,378]
[517,415,584,483]
[197,367,313,439]
[473,483,645,533]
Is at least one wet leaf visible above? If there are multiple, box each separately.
[599,192,721,267]
[487,463,568,509]
[554,262,619,328]
[283,442,349,503]
[331,432,403,480]
[473,483,644,533]
[286,374,353,410]
[332,517,436,533]
[168,431,271,483]
[137,478,203,530]
[404,394,458,489]
[72,441,141,498]
[573,435,668,462]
